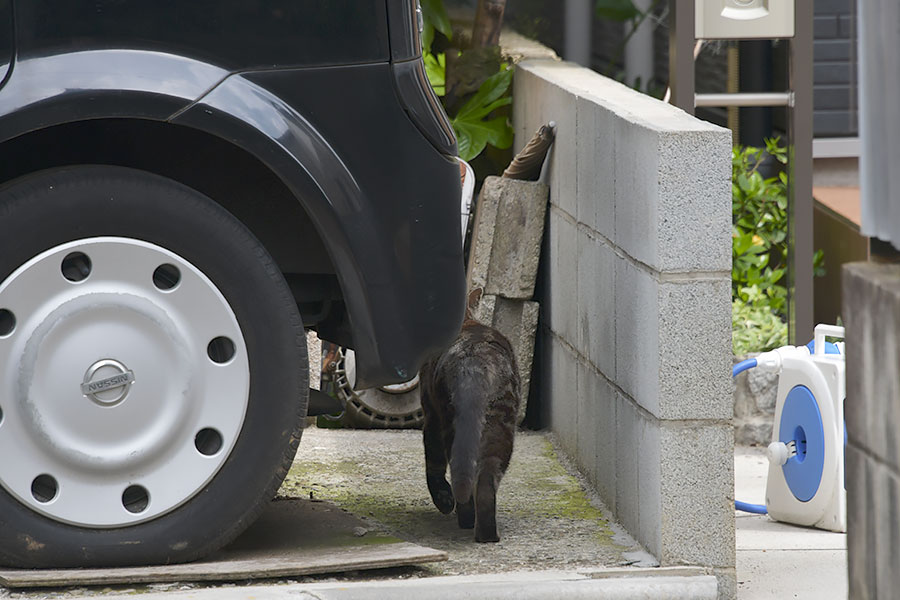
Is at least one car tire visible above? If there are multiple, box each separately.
[0,165,308,567]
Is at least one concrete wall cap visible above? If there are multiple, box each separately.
[516,60,730,136]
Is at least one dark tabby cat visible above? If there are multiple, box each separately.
[419,292,520,542]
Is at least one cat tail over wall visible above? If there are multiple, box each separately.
[449,376,485,503]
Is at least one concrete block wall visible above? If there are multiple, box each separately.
[843,262,900,598]
[515,60,735,593]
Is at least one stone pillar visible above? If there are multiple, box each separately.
[843,262,900,598]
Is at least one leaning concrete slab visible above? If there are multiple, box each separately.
[466,176,549,300]
[472,293,539,424]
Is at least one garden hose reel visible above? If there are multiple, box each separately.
[760,324,846,532]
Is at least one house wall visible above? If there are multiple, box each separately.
[813,0,858,137]
[513,59,735,597]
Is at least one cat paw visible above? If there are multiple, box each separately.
[432,489,456,514]
[475,529,500,543]
[427,476,456,514]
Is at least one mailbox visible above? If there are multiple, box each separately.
[695,0,795,40]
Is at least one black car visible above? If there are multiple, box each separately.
[0,0,465,567]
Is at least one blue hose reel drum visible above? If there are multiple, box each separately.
[778,385,825,502]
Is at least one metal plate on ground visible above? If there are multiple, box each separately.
[0,499,447,589]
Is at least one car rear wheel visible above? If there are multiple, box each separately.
[0,166,308,567]
[336,349,424,429]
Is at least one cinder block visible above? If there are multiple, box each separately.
[576,360,616,508]
[713,568,737,600]
[615,259,731,420]
[466,177,549,300]
[472,294,539,425]
[656,130,732,273]
[657,277,732,420]
[550,334,578,458]
[575,227,616,378]
[843,263,900,471]
[575,96,615,242]
[615,259,660,415]
[615,124,732,274]
[526,77,577,218]
[845,443,876,599]
[658,422,735,568]
[512,72,531,155]
[546,206,579,345]
[615,394,642,543]
[637,407,662,558]
[613,119,659,270]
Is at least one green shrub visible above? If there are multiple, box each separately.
[732,297,788,355]
[731,139,824,353]
[731,139,790,318]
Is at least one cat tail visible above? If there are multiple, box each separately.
[449,377,485,504]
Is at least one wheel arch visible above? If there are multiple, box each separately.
[0,116,357,339]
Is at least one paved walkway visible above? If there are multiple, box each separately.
[0,440,849,599]
[734,447,848,599]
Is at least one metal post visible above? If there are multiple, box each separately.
[788,1,813,343]
[625,0,655,88]
[564,0,592,67]
[668,0,695,114]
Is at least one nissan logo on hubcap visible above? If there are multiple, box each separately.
[81,359,135,406]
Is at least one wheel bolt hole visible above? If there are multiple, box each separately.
[207,336,236,364]
[152,264,181,291]
[195,428,224,456]
[31,475,58,503]
[61,252,92,282]
[0,309,14,337]
[123,485,150,514]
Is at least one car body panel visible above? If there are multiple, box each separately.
[14,0,389,71]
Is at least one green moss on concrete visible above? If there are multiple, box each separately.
[520,440,615,542]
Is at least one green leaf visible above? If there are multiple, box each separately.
[455,68,513,120]
[449,66,513,161]
[424,52,446,96]
[595,0,641,21]
[421,0,452,53]
[452,116,512,161]
[458,96,511,121]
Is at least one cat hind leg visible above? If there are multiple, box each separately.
[424,413,455,514]
[474,459,502,542]
[456,497,475,529]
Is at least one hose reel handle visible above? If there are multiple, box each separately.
[813,324,845,357]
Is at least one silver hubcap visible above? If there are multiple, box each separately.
[0,238,249,527]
